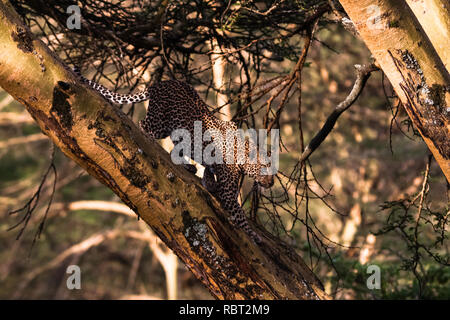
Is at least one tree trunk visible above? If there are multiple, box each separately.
[338,0,450,182]
[210,38,231,121]
[404,0,450,70]
[0,0,328,300]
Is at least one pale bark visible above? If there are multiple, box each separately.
[138,223,179,300]
[0,93,13,109]
[210,38,231,121]
[404,0,450,70]
[338,0,450,182]
[359,234,377,265]
[0,0,328,300]
[340,204,362,247]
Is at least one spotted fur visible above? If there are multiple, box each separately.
[76,70,274,243]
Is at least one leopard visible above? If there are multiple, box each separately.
[75,69,275,243]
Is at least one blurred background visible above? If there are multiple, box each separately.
[0,0,448,299]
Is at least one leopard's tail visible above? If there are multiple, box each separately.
[73,67,150,105]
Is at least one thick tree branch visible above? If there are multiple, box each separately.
[0,0,328,300]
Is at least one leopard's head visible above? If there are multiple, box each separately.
[240,136,276,188]
[245,161,275,188]
[255,172,274,188]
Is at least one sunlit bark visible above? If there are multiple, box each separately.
[210,38,231,121]
[404,0,449,70]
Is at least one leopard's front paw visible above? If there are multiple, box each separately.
[202,166,218,194]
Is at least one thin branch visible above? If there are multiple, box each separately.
[266,21,317,132]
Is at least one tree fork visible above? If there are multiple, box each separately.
[0,0,328,300]
[338,0,450,182]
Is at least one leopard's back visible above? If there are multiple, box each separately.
[141,80,213,139]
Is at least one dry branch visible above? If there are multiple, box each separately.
[299,63,379,163]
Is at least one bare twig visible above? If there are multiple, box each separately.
[8,145,57,247]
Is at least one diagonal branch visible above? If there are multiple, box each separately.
[299,63,379,163]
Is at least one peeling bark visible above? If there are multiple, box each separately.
[0,0,328,300]
[210,38,230,121]
[338,0,450,182]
